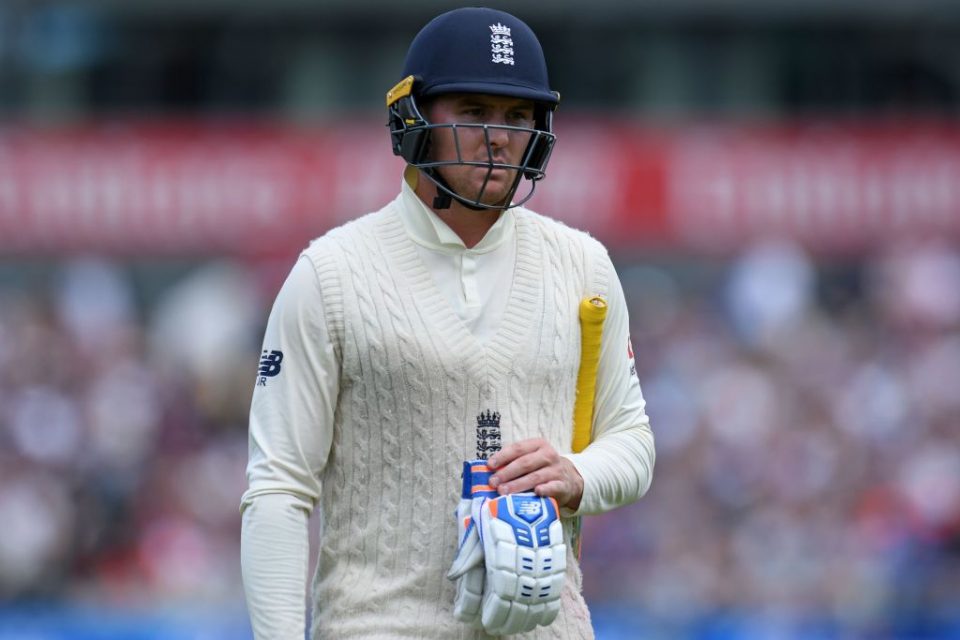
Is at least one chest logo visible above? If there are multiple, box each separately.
[476,410,502,459]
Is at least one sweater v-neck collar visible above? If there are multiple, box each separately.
[378,179,542,381]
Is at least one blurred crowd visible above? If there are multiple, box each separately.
[586,239,960,636]
[0,259,262,609]
[1,239,958,635]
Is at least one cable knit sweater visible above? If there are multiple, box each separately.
[241,187,655,639]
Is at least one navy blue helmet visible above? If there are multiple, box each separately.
[387,7,560,210]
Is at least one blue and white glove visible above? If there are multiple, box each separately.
[447,461,496,628]
[477,491,566,635]
[448,460,567,635]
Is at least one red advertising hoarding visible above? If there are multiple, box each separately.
[0,119,958,256]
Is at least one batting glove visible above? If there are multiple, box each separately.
[447,460,497,628]
[476,492,567,635]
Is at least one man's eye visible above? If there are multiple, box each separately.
[509,112,534,123]
[462,108,485,118]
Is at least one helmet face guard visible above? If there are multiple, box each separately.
[387,76,557,210]
[388,7,560,211]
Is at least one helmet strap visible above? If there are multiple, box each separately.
[433,192,453,210]
[422,166,515,212]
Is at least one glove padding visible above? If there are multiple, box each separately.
[447,461,495,628]
[448,460,567,636]
[477,492,566,635]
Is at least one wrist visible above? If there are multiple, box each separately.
[563,458,584,511]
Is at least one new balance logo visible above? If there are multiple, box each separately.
[256,349,283,386]
[515,497,543,522]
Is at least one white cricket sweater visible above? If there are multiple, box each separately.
[241,178,655,639]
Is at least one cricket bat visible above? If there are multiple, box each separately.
[572,295,607,453]
[571,295,607,559]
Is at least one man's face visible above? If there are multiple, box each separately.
[422,93,536,207]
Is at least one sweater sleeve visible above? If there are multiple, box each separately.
[562,250,656,516]
[240,255,340,638]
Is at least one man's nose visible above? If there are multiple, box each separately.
[485,122,511,148]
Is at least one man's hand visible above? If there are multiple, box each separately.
[487,439,584,512]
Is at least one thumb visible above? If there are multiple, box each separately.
[447,516,484,579]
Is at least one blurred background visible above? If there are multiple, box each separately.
[1,1,960,638]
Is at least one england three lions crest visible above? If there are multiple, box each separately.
[489,23,514,65]
[476,410,502,459]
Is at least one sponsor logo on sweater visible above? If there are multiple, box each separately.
[256,349,284,386]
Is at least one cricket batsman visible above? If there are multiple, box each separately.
[240,7,655,638]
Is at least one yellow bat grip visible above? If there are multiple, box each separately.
[572,296,607,453]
